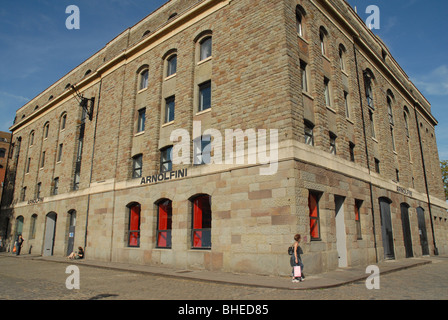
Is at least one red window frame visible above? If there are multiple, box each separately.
[156,199,172,248]
[128,203,141,247]
[308,191,321,240]
[191,195,212,249]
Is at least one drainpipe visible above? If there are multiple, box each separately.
[413,104,438,255]
[353,39,379,263]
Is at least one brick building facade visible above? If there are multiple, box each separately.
[1,0,447,276]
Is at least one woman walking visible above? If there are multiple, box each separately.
[290,234,305,283]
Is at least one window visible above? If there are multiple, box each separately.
[295,6,306,37]
[61,113,67,130]
[21,187,27,202]
[374,158,380,174]
[139,69,149,90]
[29,131,35,147]
[369,109,376,138]
[308,191,321,240]
[160,146,173,172]
[396,169,400,182]
[390,127,396,151]
[53,177,59,196]
[44,123,49,139]
[387,96,394,125]
[300,60,308,92]
[200,36,212,61]
[319,27,328,56]
[355,200,363,240]
[57,143,63,162]
[30,214,38,240]
[349,142,355,162]
[344,91,350,119]
[404,108,410,137]
[193,135,211,165]
[137,108,146,133]
[198,81,211,112]
[191,194,212,249]
[364,72,375,109]
[132,154,143,178]
[26,157,31,173]
[165,96,175,123]
[0,148,5,158]
[339,45,346,71]
[40,151,46,168]
[329,132,337,155]
[166,55,177,77]
[127,203,141,247]
[304,120,314,146]
[324,78,331,107]
[36,182,42,199]
[156,199,172,248]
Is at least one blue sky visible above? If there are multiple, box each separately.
[0,1,447,159]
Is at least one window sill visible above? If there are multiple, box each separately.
[195,108,211,116]
[326,105,336,114]
[346,117,354,124]
[197,56,212,66]
[297,34,309,44]
[371,137,378,143]
[137,87,148,94]
[162,121,174,128]
[134,131,145,137]
[164,73,177,81]
[302,91,314,100]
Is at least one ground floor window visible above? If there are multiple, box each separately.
[191,194,212,249]
[128,203,141,247]
[156,199,172,248]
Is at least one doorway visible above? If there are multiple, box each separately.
[400,203,413,258]
[416,207,430,256]
[43,212,57,256]
[335,196,347,268]
[379,198,395,260]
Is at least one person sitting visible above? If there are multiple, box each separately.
[68,247,84,260]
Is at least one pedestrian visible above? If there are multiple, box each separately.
[68,247,84,260]
[290,234,305,283]
[15,235,24,256]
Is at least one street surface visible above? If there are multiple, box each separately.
[0,254,447,301]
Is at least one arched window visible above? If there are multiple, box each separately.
[403,106,410,137]
[364,69,375,109]
[43,122,50,139]
[339,44,347,71]
[199,36,212,61]
[191,194,212,249]
[29,130,35,147]
[138,68,149,90]
[156,199,172,248]
[295,5,307,38]
[127,203,141,247]
[319,27,328,56]
[166,54,177,77]
[386,90,395,125]
[60,113,67,131]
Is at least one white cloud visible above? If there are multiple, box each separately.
[412,65,448,96]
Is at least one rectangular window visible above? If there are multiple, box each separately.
[40,151,46,168]
[26,157,31,173]
[161,146,173,172]
[165,96,175,123]
[355,200,363,240]
[57,144,63,162]
[21,187,26,202]
[324,78,331,107]
[193,135,211,165]
[374,158,380,174]
[369,110,376,138]
[300,60,308,92]
[309,191,321,240]
[199,81,211,112]
[132,154,143,178]
[344,91,350,119]
[396,169,400,182]
[329,132,337,155]
[304,120,314,146]
[349,142,355,162]
[137,108,146,133]
[36,182,42,199]
[53,177,59,196]
[390,127,396,151]
[167,55,177,77]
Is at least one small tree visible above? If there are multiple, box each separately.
[440,160,448,200]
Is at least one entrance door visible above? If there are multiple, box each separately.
[335,196,347,268]
[379,198,395,260]
[416,207,430,256]
[400,203,413,258]
[66,211,76,256]
[43,212,57,256]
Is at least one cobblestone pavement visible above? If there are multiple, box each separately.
[0,255,447,301]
